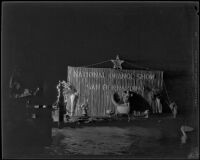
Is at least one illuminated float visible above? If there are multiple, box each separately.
[66,55,164,117]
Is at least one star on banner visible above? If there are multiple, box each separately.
[111,55,124,70]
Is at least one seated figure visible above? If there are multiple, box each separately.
[111,91,131,122]
[80,99,89,117]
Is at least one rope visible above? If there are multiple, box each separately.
[124,61,150,70]
[163,81,171,105]
[81,60,111,68]
[79,57,152,71]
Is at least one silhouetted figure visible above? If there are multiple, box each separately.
[128,91,150,115]
[58,84,66,128]
[147,90,154,113]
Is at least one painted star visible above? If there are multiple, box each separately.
[111,55,124,70]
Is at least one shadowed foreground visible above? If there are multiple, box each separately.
[3,115,198,159]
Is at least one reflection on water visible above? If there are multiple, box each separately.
[43,126,191,158]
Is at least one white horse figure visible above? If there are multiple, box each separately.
[180,125,194,144]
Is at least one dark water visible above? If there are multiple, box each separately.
[40,126,196,158]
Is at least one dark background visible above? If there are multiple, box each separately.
[2,2,198,116]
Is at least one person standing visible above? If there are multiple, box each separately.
[70,90,79,117]
[156,96,162,114]
[169,101,178,118]
[147,90,154,113]
[152,93,157,114]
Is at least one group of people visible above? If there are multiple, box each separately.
[147,88,178,118]
[9,67,40,99]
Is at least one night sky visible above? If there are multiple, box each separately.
[2,2,198,106]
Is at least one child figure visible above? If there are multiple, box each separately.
[81,99,89,117]
[64,110,70,122]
